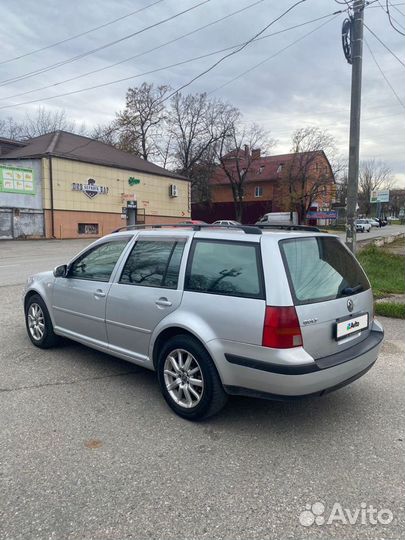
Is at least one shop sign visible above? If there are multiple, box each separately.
[306,210,337,219]
[0,165,35,195]
[122,193,136,202]
[370,190,389,203]
[128,177,141,186]
[72,178,109,198]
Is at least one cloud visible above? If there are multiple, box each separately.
[0,0,403,184]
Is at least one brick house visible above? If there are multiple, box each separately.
[192,147,336,224]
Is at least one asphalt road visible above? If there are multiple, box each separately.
[0,240,404,540]
[336,224,405,242]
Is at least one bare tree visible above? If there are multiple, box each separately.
[91,123,117,146]
[91,120,141,155]
[0,116,24,140]
[22,107,86,138]
[283,127,337,223]
[215,121,274,222]
[169,93,239,182]
[0,107,86,140]
[358,159,394,216]
[114,83,170,161]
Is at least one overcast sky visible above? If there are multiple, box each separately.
[0,0,404,184]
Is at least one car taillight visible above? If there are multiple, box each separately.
[262,306,303,349]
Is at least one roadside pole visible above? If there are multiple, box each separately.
[345,0,365,253]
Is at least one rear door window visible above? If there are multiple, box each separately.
[119,238,185,289]
[280,237,370,305]
[185,240,264,299]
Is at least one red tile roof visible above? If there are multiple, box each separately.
[210,151,322,185]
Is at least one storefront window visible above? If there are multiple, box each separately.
[78,223,99,235]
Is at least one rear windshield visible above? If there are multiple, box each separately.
[280,237,370,305]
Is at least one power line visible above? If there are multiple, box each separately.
[376,0,405,29]
[366,1,405,6]
[208,13,339,95]
[0,10,340,110]
[161,0,309,103]
[1,0,268,101]
[364,23,405,67]
[0,0,212,88]
[390,1,405,16]
[385,0,405,34]
[0,0,165,66]
[364,38,405,109]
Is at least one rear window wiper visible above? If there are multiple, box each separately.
[341,284,363,296]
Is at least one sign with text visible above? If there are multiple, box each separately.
[370,190,389,203]
[306,210,337,219]
[121,193,136,202]
[0,165,35,195]
[72,179,109,198]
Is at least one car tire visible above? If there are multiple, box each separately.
[157,334,228,420]
[25,294,59,349]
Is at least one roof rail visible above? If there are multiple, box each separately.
[256,224,321,232]
[112,223,263,235]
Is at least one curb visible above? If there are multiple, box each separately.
[358,231,405,249]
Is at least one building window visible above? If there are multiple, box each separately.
[78,223,99,235]
[257,165,265,175]
[277,164,284,173]
[255,186,263,198]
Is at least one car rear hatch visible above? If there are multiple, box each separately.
[279,235,373,359]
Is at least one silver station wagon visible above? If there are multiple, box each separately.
[23,224,384,420]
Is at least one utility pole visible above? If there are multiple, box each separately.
[345,0,365,253]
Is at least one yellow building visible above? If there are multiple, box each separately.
[0,131,190,239]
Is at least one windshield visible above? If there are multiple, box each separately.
[280,237,370,305]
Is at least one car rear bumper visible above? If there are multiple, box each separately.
[208,320,383,399]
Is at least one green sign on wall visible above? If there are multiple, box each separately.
[128,177,141,186]
[0,165,35,195]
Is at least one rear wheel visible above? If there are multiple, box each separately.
[157,335,227,420]
[25,294,59,349]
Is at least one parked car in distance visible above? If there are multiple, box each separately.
[256,212,298,226]
[355,219,372,232]
[177,220,207,225]
[23,224,383,420]
[212,220,242,226]
[367,218,379,227]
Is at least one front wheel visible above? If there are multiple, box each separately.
[25,294,59,349]
[157,335,227,420]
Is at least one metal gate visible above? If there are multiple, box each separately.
[0,209,12,239]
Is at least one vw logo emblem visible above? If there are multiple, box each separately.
[347,299,354,312]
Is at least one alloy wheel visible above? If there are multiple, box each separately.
[27,303,45,341]
[163,349,204,408]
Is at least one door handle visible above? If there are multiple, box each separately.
[94,289,106,298]
[155,297,172,307]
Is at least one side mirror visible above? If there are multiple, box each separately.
[53,264,67,278]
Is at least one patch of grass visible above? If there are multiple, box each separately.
[375,302,405,319]
[358,245,405,298]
